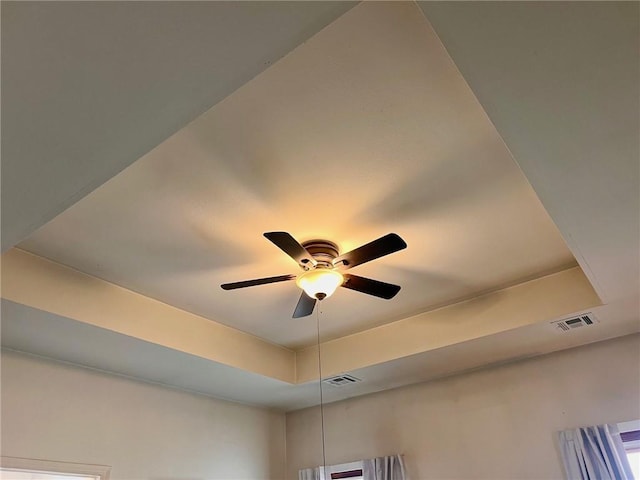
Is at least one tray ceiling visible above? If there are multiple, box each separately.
[3,1,637,411]
[19,2,575,348]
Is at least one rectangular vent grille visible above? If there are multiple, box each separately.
[323,374,362,387]
[552,313,598,332]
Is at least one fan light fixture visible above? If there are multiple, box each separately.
[296,269,344,300]
[221,232,406,318]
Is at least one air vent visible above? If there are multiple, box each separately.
[323,374,362,387]
[551,313,598,332]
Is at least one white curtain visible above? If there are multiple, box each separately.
[558,424,634,479]
[363,455,407,480]
[298,467,324,480]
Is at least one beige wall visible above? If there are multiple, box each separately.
[1,350,286,480]
[4,335,639,480]
[286,334,640,479]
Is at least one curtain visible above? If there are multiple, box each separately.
[363,454,407,480]
[558,424,634,479]
[298,467,324,480]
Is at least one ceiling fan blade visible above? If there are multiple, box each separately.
[221,274,295,290]
[333,233,406,270]
[341,273,401,299]
[293,291,317,318]
[264,231,317,269]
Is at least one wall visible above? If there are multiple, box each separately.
[286,334,640,479]
[4,334,639,480]
[1,350,286,480]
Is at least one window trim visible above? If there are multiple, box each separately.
[0,457,111,480]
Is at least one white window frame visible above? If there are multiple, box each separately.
[0,457,111,480]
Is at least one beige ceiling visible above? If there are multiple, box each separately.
[0,0,356,251]
[2,1,637,411]
[18,2,575,348]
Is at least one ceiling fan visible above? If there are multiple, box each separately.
[221,232,407,318]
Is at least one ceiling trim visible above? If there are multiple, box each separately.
[1,248,296,383]
[296,266,601,382]
[2,248,600,386]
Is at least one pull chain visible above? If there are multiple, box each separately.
[316,304,327,478]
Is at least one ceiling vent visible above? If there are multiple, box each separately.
[323,374,362,387]
[551,313,598,332]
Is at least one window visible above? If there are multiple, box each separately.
[330,469,363,480]
[0,470,99,480]
[324,461,364,480]
[0,458,109,480]
[627,450,640,480]
[619,420,640,479]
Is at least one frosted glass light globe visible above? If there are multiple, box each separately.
[296,269,344,300]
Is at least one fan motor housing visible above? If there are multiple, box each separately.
[302,239,339,267]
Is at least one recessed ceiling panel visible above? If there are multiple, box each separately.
[20,2,576,348]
